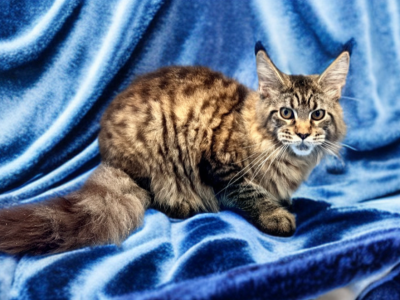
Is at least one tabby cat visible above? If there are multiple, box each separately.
[0,45,350,254]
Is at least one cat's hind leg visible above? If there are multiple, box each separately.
[150,172,218,219]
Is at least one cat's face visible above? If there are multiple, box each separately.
[255,50,349,157]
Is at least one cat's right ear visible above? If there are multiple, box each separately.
[256,50,288,98]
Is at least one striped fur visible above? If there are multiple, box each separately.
[0,50,350,254]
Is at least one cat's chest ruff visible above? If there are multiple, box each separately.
[253,155,308,200]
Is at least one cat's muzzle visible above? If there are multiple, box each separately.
[291,141,314,156]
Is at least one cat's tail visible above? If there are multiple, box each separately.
[0,163,150,255]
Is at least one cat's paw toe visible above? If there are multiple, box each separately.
[167,201,195,219]
[258,208,296,237]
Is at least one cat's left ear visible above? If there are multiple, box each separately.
[318,51,350,100]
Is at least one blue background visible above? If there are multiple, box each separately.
[1,0,400,299]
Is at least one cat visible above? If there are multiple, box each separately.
[0,44,350,254]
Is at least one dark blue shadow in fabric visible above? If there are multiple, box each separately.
[358,264,400,300]
[105,243,174,296]
[172,238,255,282]
[20,247,116,300]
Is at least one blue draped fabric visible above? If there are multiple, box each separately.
[1,0,400,299]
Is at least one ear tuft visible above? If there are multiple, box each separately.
[318,52,350,99]
[343,38,355,56]
[255,41,266,55]
[256,50,287,98]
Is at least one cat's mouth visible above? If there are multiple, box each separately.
[290,142,314,156]
[296,143,309,151]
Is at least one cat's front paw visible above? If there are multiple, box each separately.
[257,208,296,237]
[167,200,195,219]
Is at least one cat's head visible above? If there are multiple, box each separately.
[255,49,350,157]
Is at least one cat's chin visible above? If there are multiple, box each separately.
[290,144,314,156]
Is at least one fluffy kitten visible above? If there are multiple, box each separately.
[0,45,350,254]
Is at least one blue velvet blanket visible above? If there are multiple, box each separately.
[1,0,400,299]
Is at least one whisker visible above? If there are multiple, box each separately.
[220,152,271,198]
[322,145,345,165]
[250,145,283,182]
[241,141,264,149]
[237,151,262,164]
[324,140,357,152]
[323,140,342,152]
[263,145,286,175]
[323,140,340,147]
[321,142,339,153]
[321,145,338,158]
[323,144,339,154]
[230,151,270,182]
[259,145,288,185]
[340,143,358,151]
[321,142,344,161]
[240,144,277,171]
[217,146,274,197]
[341,96,362,102]
[278,145,289,165]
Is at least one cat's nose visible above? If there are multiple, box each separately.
[296,133,310,140]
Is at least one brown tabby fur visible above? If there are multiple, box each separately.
[0,49,350,254]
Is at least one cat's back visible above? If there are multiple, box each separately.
[99,66,251,175]
[105,65,248,111]
[101,66,249,139]
[128,65,246,105]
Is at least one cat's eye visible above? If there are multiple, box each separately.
[311,109,325,121]
[280,107,294,120]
